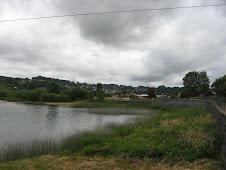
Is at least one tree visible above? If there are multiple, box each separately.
[212,75,226,96]
[183,71,210,96]
[0,90,8,98]
[97,83,103,91]
[18,89,44,101]
[96,89,105,100]
[129,94,135,99]
[180,88,191,99]
[64,88,93,100]
[26,82,37,90]
[148,87,156,99]
[47,82,60,94]
[218,82,226,97]
[96,83,105,100]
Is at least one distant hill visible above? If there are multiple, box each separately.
[0,75,182,95]
[0,76,79,90]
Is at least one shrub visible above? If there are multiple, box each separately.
[17,89,44,101]
[82,135,104,147]
[0,90,8,98]
[64,88,94,101]
[203,90,213,97]
[40,93,71,102]
[97,89,105,100]
[115,126,135,137]
[151,105,161,109]
[180,88,191,99]
[161,106,171,111]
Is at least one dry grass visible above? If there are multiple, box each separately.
[180,127,212,149]
[192,114,214,124]
[0,155,222,170]
[179,114,217,150]
[160,118,184,126]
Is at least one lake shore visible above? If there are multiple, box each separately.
[23,100,152,108]
[0,106,223,169]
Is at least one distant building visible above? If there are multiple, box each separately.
[136,94,149,99]
[156,94,168,99]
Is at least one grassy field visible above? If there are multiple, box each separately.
[0,105,223,169]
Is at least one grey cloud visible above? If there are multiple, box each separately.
[54,0,184,47]
[0,33,46,65]
[129,7,226,85]
[0,0,225,87]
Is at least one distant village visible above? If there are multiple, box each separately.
[0,76,182,100]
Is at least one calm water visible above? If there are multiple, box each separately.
[0,101,153,147]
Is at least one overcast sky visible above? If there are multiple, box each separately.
[0,0,225,87]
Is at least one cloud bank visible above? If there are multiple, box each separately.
[0,0,225,86]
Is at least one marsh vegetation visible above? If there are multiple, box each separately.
[0,103,222,169]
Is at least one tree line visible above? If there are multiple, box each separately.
[0,72,225,101]
[180,71,226,99]
[0,81,106,102]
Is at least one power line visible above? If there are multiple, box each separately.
[1,3,226,23]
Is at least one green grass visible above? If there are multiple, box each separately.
[0,139,61,162]
[0,105,222,168]
[72,100,168,110]
[62,107,222,163]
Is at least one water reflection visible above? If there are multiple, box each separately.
[0,101,156,147]
[45,106,59,130]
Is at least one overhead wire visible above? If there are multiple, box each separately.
[0,3,226,23]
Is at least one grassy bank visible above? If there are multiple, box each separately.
[0,106,223,169]
[62,107,222,162]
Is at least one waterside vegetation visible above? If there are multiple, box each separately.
[0,106,223,169]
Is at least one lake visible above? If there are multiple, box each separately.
[0,101,155,147]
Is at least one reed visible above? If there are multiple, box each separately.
[0,106,222,166]
[0,139,61,161]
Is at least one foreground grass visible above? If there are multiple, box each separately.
[63,107,222,162]
[0,107,223,169]
[0,155,221,170]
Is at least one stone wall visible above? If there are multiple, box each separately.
[114,100,206,108]
[206,101,226,169]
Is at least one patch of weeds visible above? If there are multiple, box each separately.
[150,105,161,109]
[114,126,135,137]
[161,106,171,111]
[77,107,221,162]
[82,135,105,147]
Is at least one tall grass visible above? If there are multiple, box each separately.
[0,106,222,164]
[0,117,146,162]
[62,107,222,162]
[0,139,61,161]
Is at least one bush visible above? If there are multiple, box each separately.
[115,126,135,137]
[40,93,71,102]
[180,88,191,99]
[16,89,44,101]
[0,90,8,98]
[150,105,161,109]
[203,90,213,97]
[105,93,112,97]
[82,135,104,146]
[58,94,72,102]
[161,106,171,111]
[96,89,105,100]
[64,88,94,101]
